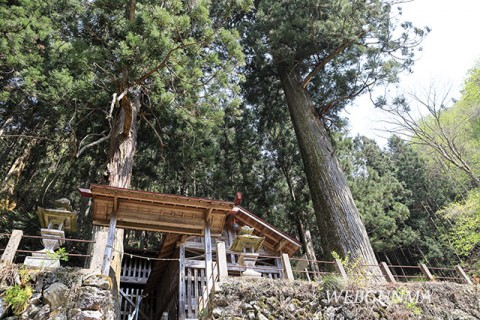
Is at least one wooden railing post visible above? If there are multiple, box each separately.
[101,211,118,275]
[379,262,396,283]
[334,259,348,280]
[0,230,23,266]
[216,241,228,282]
[455,265,473,285]
[281,253,294,280]
[418,263,434,281]
[88,228,108,273]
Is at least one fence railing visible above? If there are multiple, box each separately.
[284,254,473,285]
[1,230,475,286]
[0,230,94,268]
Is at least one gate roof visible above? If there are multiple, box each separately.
[80,184,234,236]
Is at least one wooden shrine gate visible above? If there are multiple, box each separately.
[182,259,208,319]
[119,254,155,320]
[81,185,301,320]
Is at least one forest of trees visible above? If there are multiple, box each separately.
[0,0,478,276]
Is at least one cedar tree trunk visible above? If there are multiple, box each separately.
[277,64,381,275]
[94,91,141,293]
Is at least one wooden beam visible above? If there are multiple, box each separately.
[334,259,348,280]
[281,253,294,280]
[0,230,23,265]
[275,239,288,253]
[184,259,206,268]
[379,262,396,283]
[204,220,213,299]
[418,263,435,281]
[179,234,189,243]
[455,265,473,285]
[119,290,149,320]
[216,241,228,282]
[88,226,108,272]
[276,257,284,278]
[90,185,234,211]
[119,198,216,216]
[92,220,204,236]
[119,276,147,285]
[205,207,213,222]
[113,190,118,212]
[101,211,118,275]
[116,211,205,229]
[178,243,186,320]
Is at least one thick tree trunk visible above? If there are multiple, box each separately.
[93,91,141,300]
[106,93,140,188]
[1,138,38,208]
[277,64,381,275]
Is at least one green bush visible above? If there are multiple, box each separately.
[438,189,480,256]
[321,275,345,292]
[3,284,33,315]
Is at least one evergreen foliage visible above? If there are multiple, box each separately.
[0,0,478,270]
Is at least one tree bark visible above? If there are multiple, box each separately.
[277,64,381,275]
[107,92,140,188]
[1,138,38,208]
[93,91,141,296]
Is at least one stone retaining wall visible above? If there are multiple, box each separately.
[0,266,114,320]
[204,278,480,319]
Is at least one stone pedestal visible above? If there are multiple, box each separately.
[24,254,60,269]
[239,253,262,278]
[40,228,65,250]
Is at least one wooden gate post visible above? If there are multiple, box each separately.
[1,230,23,265]
[178,243,186,320]
[204,220,213,298]
[88,227,108,273]
[101,211,118,275]
[216,241,228,282]
[281,253,294,280]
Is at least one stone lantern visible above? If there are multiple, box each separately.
[24,199,77,268]
[230,226,265,277]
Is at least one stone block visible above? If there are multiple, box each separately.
[82,275,111,290]
[43,282,69,311]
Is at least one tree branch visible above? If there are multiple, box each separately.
[133,44,186,86]
[76,132,111,158]
[302,34,362,88]
[140,114,166,148]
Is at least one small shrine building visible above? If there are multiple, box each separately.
[81,184,301,320]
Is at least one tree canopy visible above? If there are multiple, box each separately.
[0,0,478,275]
